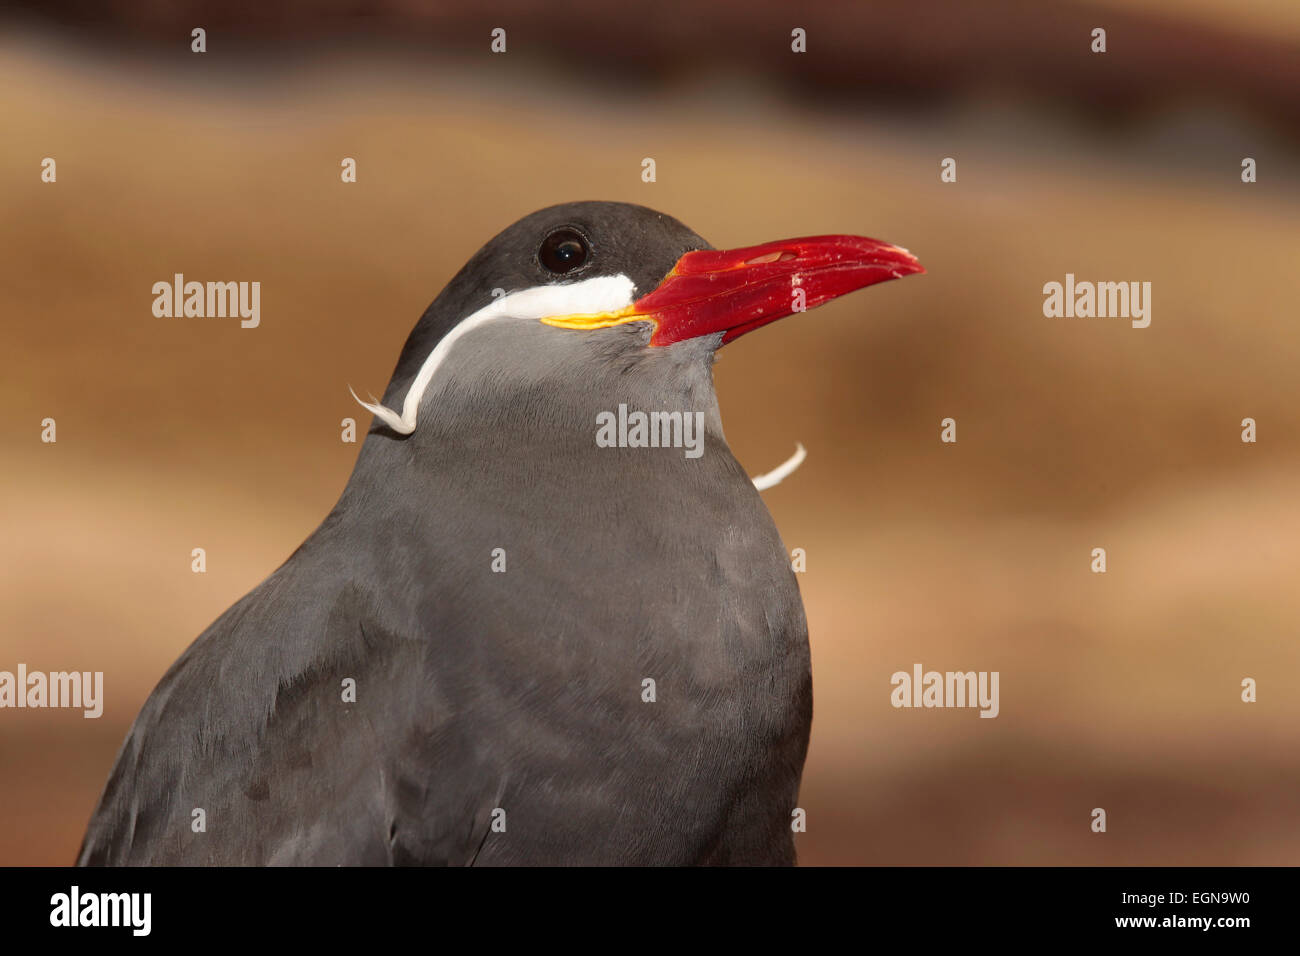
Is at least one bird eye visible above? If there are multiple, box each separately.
[538,228,589,274]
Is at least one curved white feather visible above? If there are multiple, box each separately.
[350,274,637,434]
[751,443,807,491]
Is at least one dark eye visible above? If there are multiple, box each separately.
[538,228,589,274]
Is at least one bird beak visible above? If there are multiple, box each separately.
[541,235,924,346]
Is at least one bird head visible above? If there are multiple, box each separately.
[355,201,924,453]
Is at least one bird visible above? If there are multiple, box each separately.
[78,201,923,866]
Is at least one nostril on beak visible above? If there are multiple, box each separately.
[745,250,798,266]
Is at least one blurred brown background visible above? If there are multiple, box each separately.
[2,1,1298,865]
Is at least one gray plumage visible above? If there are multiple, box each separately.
[79,202,812,866]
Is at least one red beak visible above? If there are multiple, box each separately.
[633,235,924,346]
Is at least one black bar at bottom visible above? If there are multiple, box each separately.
[0,866,1280,942]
